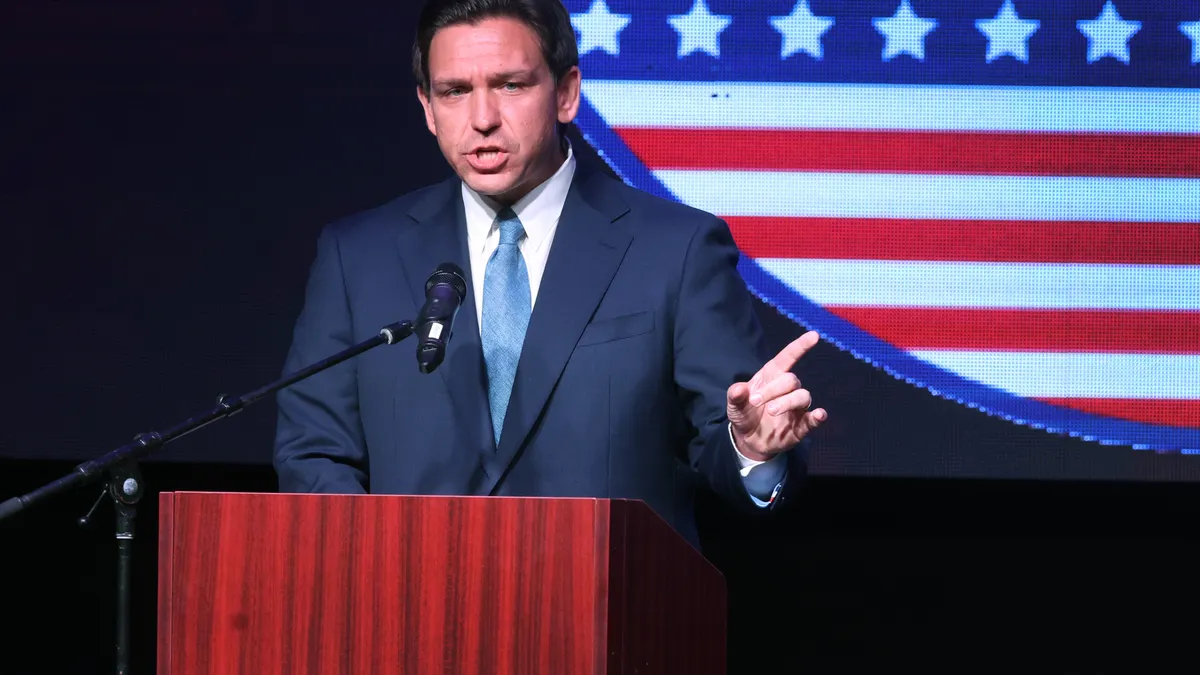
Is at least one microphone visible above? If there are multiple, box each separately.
[415,262,468,374]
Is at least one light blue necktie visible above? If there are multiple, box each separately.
[481,208,531,445]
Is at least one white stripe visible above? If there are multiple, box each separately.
[754,259,1200,310]
[582,81,1200,134]
[909,351,1200,399]
[655,170,1200,223]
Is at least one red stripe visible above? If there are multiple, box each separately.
[1035,398,1200,428]
[615,128,1200,177]
[726,216,1200,265]
[825,307,1200,354]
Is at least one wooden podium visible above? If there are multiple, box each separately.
[156,492,727,674]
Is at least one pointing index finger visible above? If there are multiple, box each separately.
[768,331,819,372]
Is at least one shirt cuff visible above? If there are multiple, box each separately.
[728,423,787,507]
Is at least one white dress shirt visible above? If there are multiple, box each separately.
[460,141,786,505]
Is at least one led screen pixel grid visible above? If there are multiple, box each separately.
[569,0,1200,456]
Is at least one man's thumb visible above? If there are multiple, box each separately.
[727,382,750,411]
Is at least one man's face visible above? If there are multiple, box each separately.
[418,17,580,205]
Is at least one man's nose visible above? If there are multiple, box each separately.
[470,89,501,135]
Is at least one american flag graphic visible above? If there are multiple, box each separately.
[568,0,1200,452]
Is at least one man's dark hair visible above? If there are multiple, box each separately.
[412,0,579,94]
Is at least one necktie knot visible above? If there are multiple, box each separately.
[496,209,525,246]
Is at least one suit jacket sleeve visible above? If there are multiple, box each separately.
[273,224,369,494]
[673,215,808,515]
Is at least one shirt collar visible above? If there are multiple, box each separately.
[461,139,576,255]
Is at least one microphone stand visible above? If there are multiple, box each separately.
[0,319,415,675]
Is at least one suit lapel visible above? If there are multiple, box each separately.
[400,180,494,466]
[478,167,632,495]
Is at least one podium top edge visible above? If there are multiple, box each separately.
[158,491,642,504]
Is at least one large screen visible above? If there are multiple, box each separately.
[3,0,1197,482]
[569,0,1199,461]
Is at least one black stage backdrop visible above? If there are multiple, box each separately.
[2,2,1197,672]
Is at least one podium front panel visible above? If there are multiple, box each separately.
[158,492,609,675]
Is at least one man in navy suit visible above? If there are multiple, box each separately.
[273,0,828,547]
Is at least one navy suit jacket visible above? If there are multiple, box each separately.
[273,160,806,547]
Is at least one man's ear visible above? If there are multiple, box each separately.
[417,86,437,135]
[556,66,582,125]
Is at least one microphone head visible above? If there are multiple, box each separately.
[426,262,467,298]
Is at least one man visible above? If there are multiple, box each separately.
[273,0,827,548]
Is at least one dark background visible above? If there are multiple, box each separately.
[2,1,1198,672]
